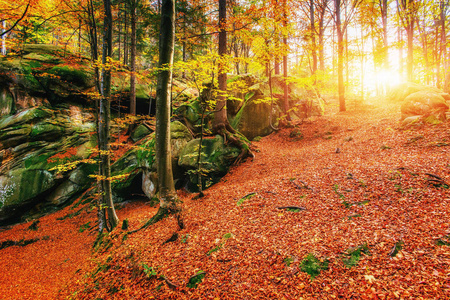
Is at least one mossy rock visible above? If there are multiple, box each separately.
[112,121,192,195]
[0,87,15,116]
[0,169,56,224]
[389,82,450,103]
[229,89,273,140]
[0,44,95,104]
[46,163,97,206]
[131,124,152,142]
[178,135,240,190]
[401,90,449,120]
[20,44,68,56]
[48,65,94,88]
[30,123,66,140]
[0,107,53,131]
[173,101,209,134]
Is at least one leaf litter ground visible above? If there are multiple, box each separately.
[1,101,449,299]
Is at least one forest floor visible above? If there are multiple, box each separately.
[1,99,449,299]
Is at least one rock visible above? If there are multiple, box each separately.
[0,169,56,224]
[0,107,53,131]
[0,86,15,116]
[142,170,157,199]
[0,104,95,225]
[389,82,450,103]
[178,135,240,191]
[230,95,273,140]
[401,115,423,128]
[46,164,96,206]
[131,123,152,142]
[0,44,95,106]
[401,90,449,121]
[228,77,275,140]
[111,121,193,198]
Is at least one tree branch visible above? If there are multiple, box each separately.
[1,2,30,37]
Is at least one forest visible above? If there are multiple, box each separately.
[0,0,449,298]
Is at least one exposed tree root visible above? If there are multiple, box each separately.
[215,123,255,165]
[128,205,184,235]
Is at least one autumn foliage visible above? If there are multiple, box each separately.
[1,102,449,299]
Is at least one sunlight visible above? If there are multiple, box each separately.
[364,68,403,95]
[375,70,402,87]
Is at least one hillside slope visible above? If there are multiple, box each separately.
[1,102,449,299]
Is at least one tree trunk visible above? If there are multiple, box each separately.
[380,0,388,70]
[130,0,137,115]
[2,21,6,55]
[436,1,446,88]
[99,0,119,231]
[406,21,414,81]
[441,2,449,92]
[214,0,228,132]
[282,1,290,120]
[155,0,178,212]
[310,0,317,75]
[123,2,129,66]
[335,0,346,112]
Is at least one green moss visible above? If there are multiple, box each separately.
[342,243,370,267]
[300,253,329,280]
[48,65,89,86]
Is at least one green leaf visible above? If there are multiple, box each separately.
[187,271,206,288]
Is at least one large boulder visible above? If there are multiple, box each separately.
[389,82,450,103]
[178,135,240,191]
[0,86,15,116]
[0,105,96,225]
[0,44,95,106]
[401,90,449,121]
[226,74,324,139]
[111,121,193,199]
[229,83,274,140]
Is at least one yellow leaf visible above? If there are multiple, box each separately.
[364,275,376,283]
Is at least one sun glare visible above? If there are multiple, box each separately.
[364,68,403,95]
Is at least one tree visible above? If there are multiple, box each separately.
[396,0,421,81]
[214,0,229,136]
[331,0,362,112]
[129,0,137,116]
[281,0,290,122]
[139,0,183,229]
[98,0,119,231]
[0,2,30,38]
[213,0,252,163]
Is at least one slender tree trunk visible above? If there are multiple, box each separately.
[130,0,137,115]
[310,0,317,75]
[2,21,6,55]
[441,1,449,92]
[380,0,388,70]
[118,4,121,62]
[436,1,446,88]
[406,21,414,81]
[360,24,365,102]
[99,0,119,230]
[398,25,404,80]
[318,14,325,71]
[155,0,178,211]
[335,0,345,111]
[417,19,429,84]
[214,0,228,131]
[282,0,290,120]
[123,2,129,66]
